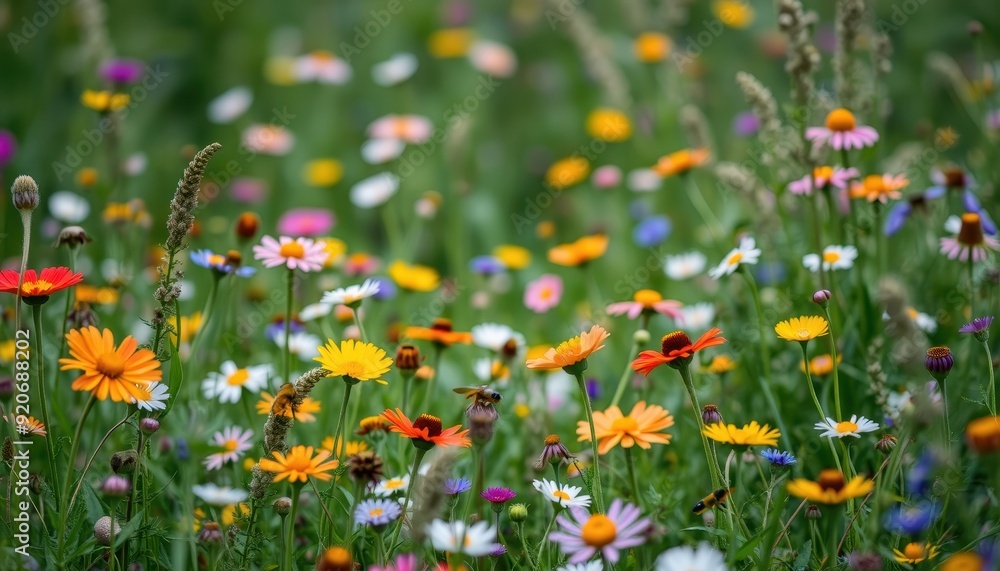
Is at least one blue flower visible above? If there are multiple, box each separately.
[754,262,786,286]
[884,501,940,536]
[190,249,256,277]
[633,215,671,247]
[469,255,505,276]
[760,449,796,467]
[354,498,402,527]
[370,277,396,301]
[907,450,934,497]
[444,477,472,495]
[176,438,189,461]
[586,378,601,400]
[265,318,305,342]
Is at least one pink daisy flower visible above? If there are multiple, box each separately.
[369,553,424,571]
[344,253,382,276]
[204,426,254,470]
[253,235,327,271]
[524,274,563,313]
[367,115,434,144]
[549,498,651,564]
[787,166,859,196]
[277,208,335,237]
[606,289,683,321]
[241,124,294,155]
[806,108,879,151]
[940,213,999,262]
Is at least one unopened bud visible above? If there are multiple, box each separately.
[509,503,528,522]
[11,175,39,212]
[110,450,138,474]
[94,516,121,545]
[102,475,131,497]
[235,212,260,240]
[273,496,292,516]
[54,226,93,248]
[875,434,897,455]
[812,289,831,306]
[139,417,160,434]
[805,505,822,519]
[197,521,223,545]
[633,329,650,345]
[702,404,723,425]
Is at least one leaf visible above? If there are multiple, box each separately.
[680,525,728,537]
[793,540,812,571]
[736,532,765,560]
[160,339,184,419]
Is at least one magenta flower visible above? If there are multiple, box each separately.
[253,235,328,271]
[959,316,994,342]
[806,108,879,151]
[204,426,254,470]
[481,486,516,505]
[524,274,563,313]
[0,130,17,167]
[277,208,335,237]
[787,166,859,196]
[100,58,145,84]
[369,553,423,571]
[592,165,623,189]
[229,177,268,203]
[549,498,651,564]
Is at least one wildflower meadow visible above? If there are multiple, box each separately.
[2,0,1000,570]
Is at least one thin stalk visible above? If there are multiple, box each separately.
[677,363,723,489]
[389,447,427,553]
[800,343,826,420]
[14,210,31,330]
[56,395,98,566]
[968,256,976,318]
[822,306,843,421]
[535,508,559,567]
[30,305,59,507]
[283,487,302,571]
[942,377,952,450]
[573,372,604,513]
[610,336,642,409]
[742,268,792,450]
[985,341,996,415]
[239,501,259,568]
[353,307,368,342]
[624,447,643,510]
[684,174,725,245]
[284,268,295,384]
[872,202,886,276]
[330,381,355,462]
[517,523,538,571]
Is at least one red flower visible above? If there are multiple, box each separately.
[381,408,471,450]
[632,328,726,376]
[0,267,84,299]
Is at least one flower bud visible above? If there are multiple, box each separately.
[197,521,223,546]
[925,346,954,383]
[702,404,723,425]
[316,547,354,571]
[94,516,121,546]
[508,503,528,522]
[235,212,260,241]
[812,289,831,306]
[110,450,138,474]
[139,417,160,435]
[395,344,422,377]
[968,20,983,36]
[633,329,650,345]
[11,175,39,212]
[0,377,13,400]
[875,434,897,455]
[469,411,496,446]
[701,509,716,527]
[273,496,292,516]
[805,505,822,520]
[102,475,131,497]
[54,226,93,248]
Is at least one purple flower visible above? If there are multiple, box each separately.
[0,130,16,166]
[469,255,505,276]
[549,498,651,564]
[370,277,396,300]
[265,318,305,342]
[480,486,516,505]
[732,111,760,137]
[633,215,671,248]
[100,58,145,84]
[444,477,472,495]
[585,378,601,400]
[277,208,335,237]
[489,545,508,557]
[959,315,994,342]
[354,498,402,527]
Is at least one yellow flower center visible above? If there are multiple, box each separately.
[727,252,743,266]
[539,287,553,300]
[552,490,571,501]
[836,421,859,433]
[227,368,250,386]
[580,514,617,548]
[279,242,305,259]
[825,108,856,132]
[385,479,405,490]
[369,508,384,517]
[21,280,54,296]
[862,175,886,195]
[610,417,639,433]
[903,543,925,560]
[283,454,312,472]
[822,251,841,264]
[208,254,226,266]
[224,439,240,452]
[96,353,126,379]
[633,289,663,306]
[339,361,369,379]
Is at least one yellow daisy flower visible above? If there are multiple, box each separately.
[787,469,875,504]
[703,421,780,446]
[315,339,393,384]
[774,316,830,343]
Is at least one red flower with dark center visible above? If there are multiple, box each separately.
[0,267,84,301]
[381,408,471,450]
[631,327,726,376]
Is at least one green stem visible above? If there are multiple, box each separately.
[331,381,355,462]
[353,307,368,342]
[30,305,59,507]
[389,447,427,553]
[800,342,827,421]
[421,346,443,410]
[684,174,725,245]
[941,377,952,450]
[518,523,538,571]
[283,487,302,571]
[742,268,792,450]
[822,307,843,421]
[239,501,259,568]
[677,364,723,489]
[968,256,976,319]
[873,202,885,276]
[14,210,31,331]
[573,372,604,513]
[985,341,996,415]
[56,395,98,566]
[610,337,642,409]
[535,509,559,567]
[624,447,644,510]
[284,268,295,384]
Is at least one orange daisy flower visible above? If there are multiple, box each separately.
[381,408,471,450]
[525,325,610,371]
[404,318,473,346]
[258,445,340,483]
[653,148,710,177]
[0,267,84,300]
[632,328,726,376]
[59,327,162,402]
[576,401,674,454]
[547,234,609,267]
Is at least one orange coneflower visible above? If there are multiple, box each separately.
[257,445,340,483]
[404,318,472,346]
[526,325,610,371]
[0,267,84,300]
[632,328,726,376]
[381,408,471,450]
[59,327,162,402]
[576,401,674,454]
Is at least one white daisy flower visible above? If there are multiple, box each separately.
[558,562,604,571]
[299,302,333,322]
[678,302,716,330]
[655,542,728,571]
[350,172,399,209]
[473,358,510,385]
[321,278,380,306]
[471,322,526,355]
[273,331,322,361]
[374,475,410,497]
[426,519,498,556]
[627,168,663,192]
[207,86,252,124]
[294,51,352,84]
[202,361,271,403]
[192,484,248,507]
[886,390,913,419]
[802,245,858,273]
[49,191,90,223]
[664,252,707,280]
[532,478,592,508]
[882,307,937,333]
[814,415,880,438]
[708,236,761,279]
[372,52,418,86]
[123,152,148,176]
[132,382,170,411]
[361,138,406,164]
[467,40,517,78]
